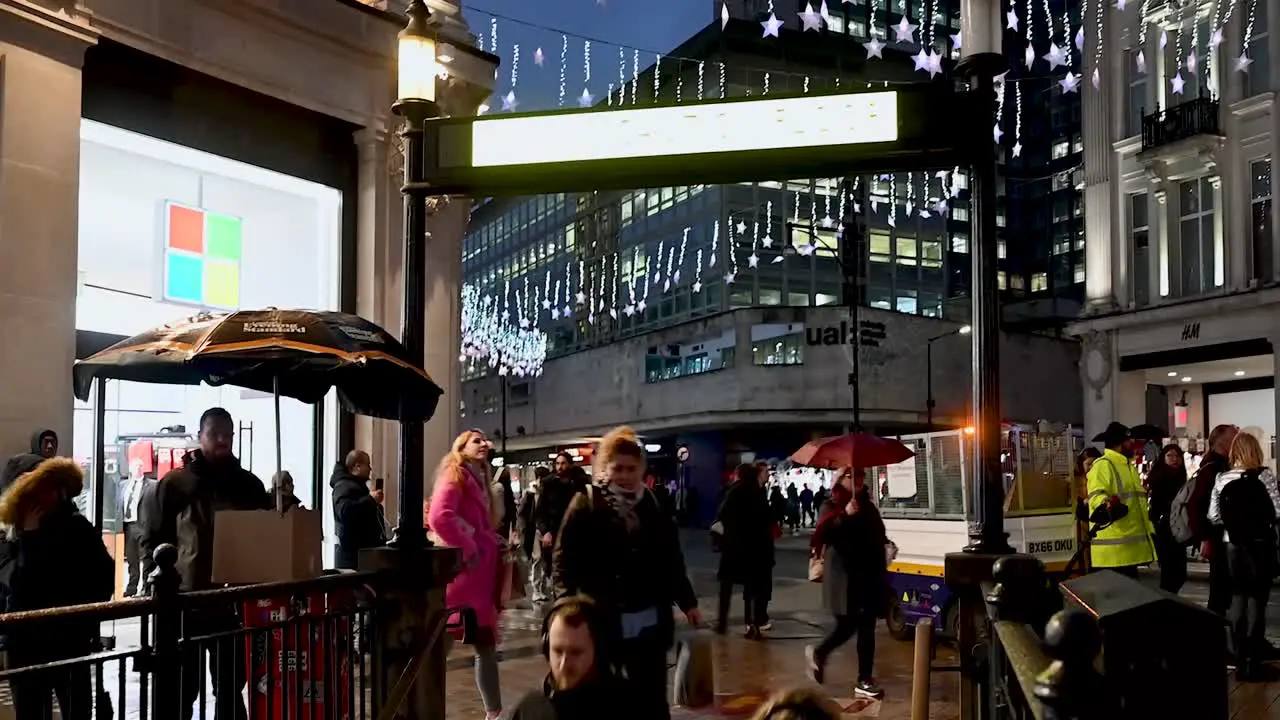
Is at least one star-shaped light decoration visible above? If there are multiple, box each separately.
[951,31,961,49]
[1135,50,1147,74]
[1006,8,1019,31]
[1170,71,1185,95]
[863,38,886,59]
[994,123,1004,144]
[820,215,834,228]
[995,70,1010,85]
[761,13,784,38]
[1115,0,1126,10]
[541,298,552,310]
[519,318,530,329]
[735,220,747,234]
[920,209,932,219]
[820,1,833,24]
[693,280,703,293]
[761,234,774,248]
[534,48,545,66]
[800,3,823,31]
[1012,142,1023,157]
[723,272,736,285]
[1236,54,1254,73]
[721,1,730,30]
[912,49,930,73]
[925,49,944,78]
[578,89,595,107]
[637,299,647,312]
[502,91,519,111]
[933,199,949,215]
[1187,50,1198,75]
[1210,28,1224,48]
[563,305,571,318]
[550,307,560,320]
[1059,71,1081,93]
[1159,30,1167,49]
[1024,44,1036,70]
[1043,43,1068,71]
[624,304,635,316]
[748,253,760,268]
[894,16,917,43]
[575,291,586,305]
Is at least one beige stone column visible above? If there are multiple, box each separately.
[421,198,465,491]
[0,5,97,457]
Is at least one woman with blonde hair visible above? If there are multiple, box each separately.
[0,458,114,720]
[554,426,701,720]
[1207,431,1280,681]
[426,429,504,719]
[750,688,842,720]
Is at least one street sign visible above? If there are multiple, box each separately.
[677,446,690,463]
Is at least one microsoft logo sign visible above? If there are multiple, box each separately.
[162,201,243,309]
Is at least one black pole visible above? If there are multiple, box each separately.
[391,97,439,549]
[926,341,934,432]
[959,57,1012,555]
[841,176,866,431]
[500,374,508,456]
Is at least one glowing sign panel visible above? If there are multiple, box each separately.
[470,92,899,168]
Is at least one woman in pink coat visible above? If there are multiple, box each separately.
[427,429,503,719]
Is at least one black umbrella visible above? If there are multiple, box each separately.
[1129,424,1168,442]
[73,309,443,422]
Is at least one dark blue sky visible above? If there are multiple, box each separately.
[461,0,713,110]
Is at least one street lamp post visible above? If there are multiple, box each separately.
[926,325,972,431]
[391,0,441,549]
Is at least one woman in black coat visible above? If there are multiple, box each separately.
[1145,443,1188,594]
[806,468,888,700]
[714,464,775,639]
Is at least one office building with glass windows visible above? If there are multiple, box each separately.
[1070,0,1278,451]
[460,7,1083,521]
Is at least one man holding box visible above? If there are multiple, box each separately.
[138,406,272,720]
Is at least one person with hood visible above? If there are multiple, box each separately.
[1145,443,1189,593]
[0,457,114,720]
[510,595,642,720]
[1,429,58,494]
[331,450,386,570]
[138,407,271,720]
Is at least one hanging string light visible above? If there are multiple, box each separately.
[675,227,689,284]
[711,219,720,267]
[698,61,706,99]
[693,248,705,292]
[719,62,727,99]
[631,49,640,105]
[558,35,568,106]
[1238,0,1259,72]
[618,46,627,105]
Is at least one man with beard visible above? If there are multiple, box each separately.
[139,407,272,720]
[330,449,386,570]
[510,596,641,720]
[532,453,586,608]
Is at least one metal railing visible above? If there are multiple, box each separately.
[1141,95,1222,152]
[0,547,405,720]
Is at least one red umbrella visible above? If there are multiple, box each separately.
[789,432,915,470]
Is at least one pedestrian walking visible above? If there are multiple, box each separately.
[519,467,548,564]
[138,407,271,720]
[1,429,58,495]
[119,464,148,597]
[786,483,800,533]
[1207,432,1280,681]
[713,463,775,639]
[331,450,386,570]
[1145,443,1189,593]
[805,468,888,700]
[533,453,586,609]
[1085,422,1155,578]
[554,426,701,720]
[0,458,114,720]
[510,595,642,720]
[800,484,814,527]
[1187,424,1239,615]
[426,429,504,720]
[493,466,519,541]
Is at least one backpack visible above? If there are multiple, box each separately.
[1219,469,1276,544]
[1168,476,1199,545]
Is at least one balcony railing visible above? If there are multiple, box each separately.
[1141,95,1222,152]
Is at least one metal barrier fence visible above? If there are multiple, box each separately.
[0,547,402,720]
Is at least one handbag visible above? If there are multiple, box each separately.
[808,550,825,583]
[496,546,527,607]
[885,539,899,565]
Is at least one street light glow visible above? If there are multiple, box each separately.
[958,325,972,334]
[470,91,900,168]
[396,0,438,103]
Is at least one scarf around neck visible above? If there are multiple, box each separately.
[605,482,644,532]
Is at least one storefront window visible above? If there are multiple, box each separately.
[75,120,342,550]
[752,333,804,366]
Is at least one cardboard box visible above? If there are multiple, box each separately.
[212,508,324,585]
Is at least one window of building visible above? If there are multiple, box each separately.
[1126,47,1146,138]
[1051,140,1070,159]
[921,240,943,268]
[950,233,969,253]
[1130,192,1150,306]
[869,230,892,263]
[1010,273,1025,291]
[1030,272,1047,292]
[1246,1,1271,98]
[895,289,917,314]
[997,271,1007,290]
[896,237,917,266]
[997,240,1007,259]
[1178,176,1219,296]
[752,333,804,366]
[1253,158,1273,283]
[1074,262,1085,284]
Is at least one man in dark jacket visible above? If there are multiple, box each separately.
[511,596,642,720]
[1,428,59,494]
[331,449,386,570]
[138,407,270,720]
[532,454,586,606]
[1188,424,1238,617]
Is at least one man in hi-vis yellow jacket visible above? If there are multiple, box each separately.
[1086,422,1155,576]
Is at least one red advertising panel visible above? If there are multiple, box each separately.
[243,592,354,720]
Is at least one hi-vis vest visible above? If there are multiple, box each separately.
[1087,448,1155,568]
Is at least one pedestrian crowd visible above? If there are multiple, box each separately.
[1082,421,1280,682]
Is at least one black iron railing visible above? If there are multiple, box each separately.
[1141,95,1222,152]
[0,547,411,720]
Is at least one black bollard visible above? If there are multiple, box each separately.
[148,543,182,719]
[985,554,1046,624]
[1034,610,1104,720]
